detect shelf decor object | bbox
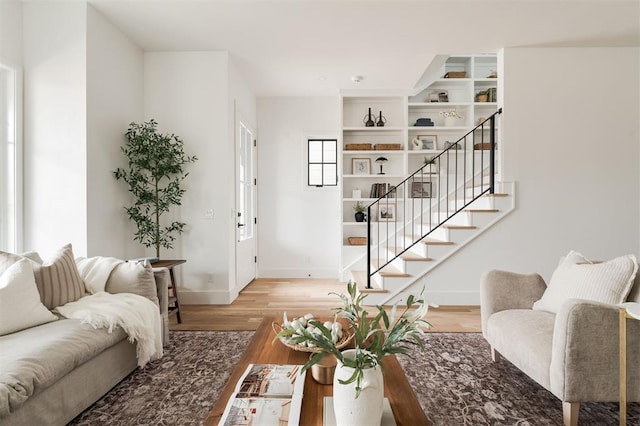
[376,111,386,127]
[376,157,388,175]
[374,143,402,150]
[352,158,371,175]
[441,109,463,127]
[345,143,372,151]
[443,71,467,78]
[348,237,367,246]
[363,108,376,127]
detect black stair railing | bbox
[365,108,502,289]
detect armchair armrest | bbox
[152,267,170,345]
[480,270,547,335]
[550,299,640,402]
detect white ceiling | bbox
[90,0,640,97]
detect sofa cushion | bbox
[105,261,160,307]
[0,259,58,336]
[18,251,43,264]
[532,251,637,314]
[0,318,127,416]
[32,244,86,309]
[486,309,556,390]
[0,251,22,275]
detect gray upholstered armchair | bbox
[481,268,640,426]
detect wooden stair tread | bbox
[401,254,434,262]
[442,224,477,230]
[465,208,499,213]
[422,238,455,246]
[484,193,508,197]
[351,270,388,293]
[379,264,411,278]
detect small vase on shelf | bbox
[363,108,375,127]
[376,111,386,127]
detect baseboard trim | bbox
[425,291,480,306]
[258,268,338,279]
[381,290,480,306]
[179,290,234,305]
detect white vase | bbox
[444,116,458,127]
[332,349,384,426]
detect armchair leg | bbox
[562,401,579,426]
[490,346,501,362]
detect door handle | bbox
[237,223,245,228]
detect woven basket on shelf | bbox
[272,321,354,353]
[345,143,372,151]
[348,237,367,246]
[374,143,402,150]
[443,71,467,78]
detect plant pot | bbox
[354,211,365,222]
[333,349,384,426]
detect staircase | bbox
[345,110,514,305]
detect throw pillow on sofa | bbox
[0,258,58,335]
[32,243,86,309]
[0,250,23,275]
[105,261,159,306]
[532,250,638,314]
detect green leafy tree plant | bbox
[114,119,197,258]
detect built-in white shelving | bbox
[340,54,500,270]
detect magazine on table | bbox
[219,364,306,426]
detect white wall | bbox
[144,51,252,303]
[22,1,88,256]
[421,47,640,305]
[0,0,23,66]
[86,5,144,258]
[257,97,340,278]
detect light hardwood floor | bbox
[169,278,481,332]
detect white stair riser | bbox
[405,261,435,276]
[423,244,453,259]
[439,211,472,226]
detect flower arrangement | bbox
[274,281,432,397]
[440,109,463,119]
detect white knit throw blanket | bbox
[55,292,163,367]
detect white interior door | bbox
[235,120,257,290]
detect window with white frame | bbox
[307,138,337,187]
[0,62,20,252]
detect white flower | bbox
[440,110,462,119]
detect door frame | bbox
[234,108,258,293]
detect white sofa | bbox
[0,247,170,426]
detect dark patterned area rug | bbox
[69,331,254,426]
[397,333,639,425]
[69,331,639,425]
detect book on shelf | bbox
[219,364,306,426]
[370,183,397,199]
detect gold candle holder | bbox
[310,354,337,385]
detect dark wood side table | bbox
[153,259,186,324]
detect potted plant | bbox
[353,201,366,222]
[113,119,198,258]
[274,281,431,425]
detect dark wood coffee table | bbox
[204,317,430,425]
